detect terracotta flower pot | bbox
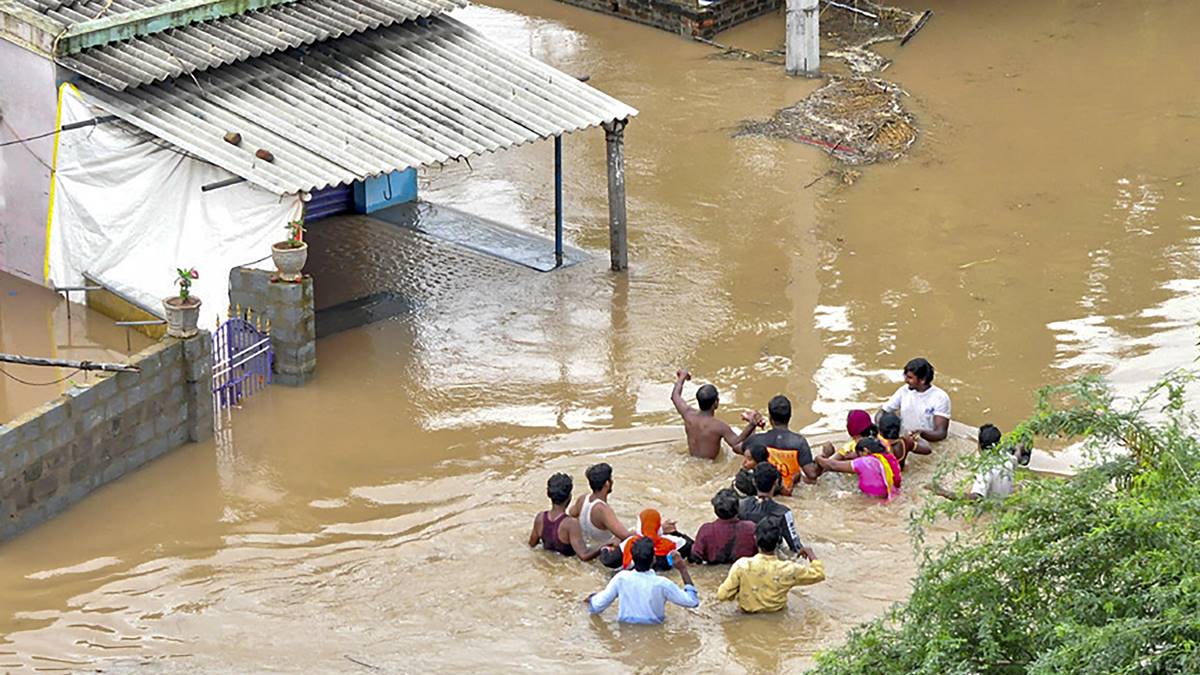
[163,296,202,338]
[271,241,308,282]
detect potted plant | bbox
[272,220,308,282]
[163,267,201,338]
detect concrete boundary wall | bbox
[552,0,780,38]
[0,333,212,542]
[228,267,315,386]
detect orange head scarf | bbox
[621,508,678,568]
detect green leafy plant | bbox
[278,220,306,249]
[811,372,1200,675]
[175,267,198,301]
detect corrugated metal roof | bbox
[79,15,638,196]
[56,0,467,90]
[16,0,160,26]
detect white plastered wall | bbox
[0,39,57,282]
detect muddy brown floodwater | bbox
[2,0,1200,671]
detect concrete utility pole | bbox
[786,0,820,77]
[603,119,629,272]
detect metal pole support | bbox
[554,134,564,268]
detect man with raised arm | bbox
[671,368,762,460]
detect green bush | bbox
[811,374,1200,674]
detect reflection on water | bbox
[3,0,1200,671]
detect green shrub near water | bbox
[811,374,1200,674]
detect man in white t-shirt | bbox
[880,357,951,443]
[933,424,1032,501]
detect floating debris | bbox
[737,77,917,165]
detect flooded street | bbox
[2,0,1200,671]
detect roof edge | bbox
[0,0,62,54]
[57,0,302,54]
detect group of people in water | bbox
[529,357,1032,624]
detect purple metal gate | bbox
[212,308,273,425]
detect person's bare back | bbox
[671,369,761,460]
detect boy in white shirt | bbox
[933,424,1033,501]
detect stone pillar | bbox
[228,267,316,386]
[603,119,629,272]
[786,0,819,77]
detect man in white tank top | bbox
[568,463,634,548]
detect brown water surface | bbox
[2,0,1199,671]
[0,273,152,423]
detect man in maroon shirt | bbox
[689,488,757,565]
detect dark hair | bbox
[904,357,934,385]
[979,423,1002,450]
[748,445,769,464]
[598,545,623,569]
[767,395,792,424]
[856,437,887,456]
[696,384,719,412]
[585,463,613,491]
[734,468,756,497]
[878,412,902,440]
[1016,444,1033,466]
[856,423,879,439]
[754,462,780,494]
[711,488,740,519]
[546,473,573,505]
[631,536,656,572]
[754,517,783,553]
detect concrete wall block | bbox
[186,358,212,384]
[102,391,129,420]
[133,420,156,447]
[115,370,140,392]
[25,433,51,463]
[37,400,69,434]
[0,426,17,456]
[268,280,303,304]
[137,347,165,375]
[123,446,149,473]
[76,405,105,435]
[65,381,100,413]
[52,420,75,450]
[68,456,92,483]
[66,479,94,505]
[100,459,126,485]
[4,448,28,479]
[90,376,121,412]
[23,460,42,483]
[43,445,69,474]
[168,361,184,387]
[31,474,57,501]
[166,423,189,450]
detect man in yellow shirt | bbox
[716,517,825,613]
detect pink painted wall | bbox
[0,39,57,284]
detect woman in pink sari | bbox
[815,437,902,499]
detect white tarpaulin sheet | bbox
[46,84,303,330]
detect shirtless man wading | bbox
[672,369,762,460]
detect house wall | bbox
[0,40,57,283]
[0,333,213,542]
